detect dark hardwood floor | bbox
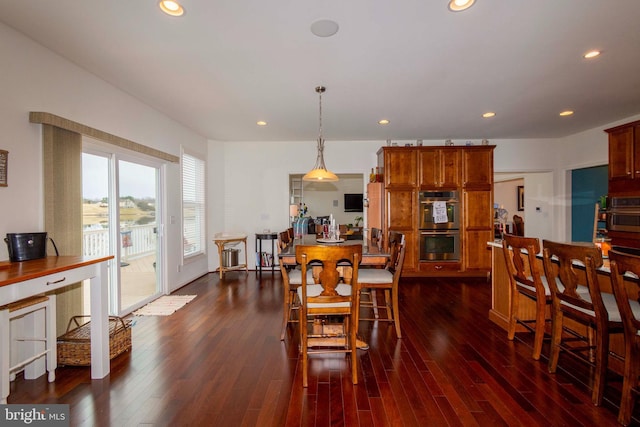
[7,272,637,426]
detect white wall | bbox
[0,22,209,291]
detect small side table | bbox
[212,233,248,279]
[255,232,278,276]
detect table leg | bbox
[90,261,110,379]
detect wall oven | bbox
[419,191,460,230]
[419,230,461,261]
[607,196,640,233]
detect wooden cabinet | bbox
[366,182,383,231]
[606,121,640,194]
[418,148,460,189]
[377,145,494,277]
[384,148,417,187]
[463,147,493,189]
[463,190,493,273]
[385,189,416,272]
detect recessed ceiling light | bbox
[159,1,184,17]
[559,110,574,116]
[310,20,339,38]
[378,119,390,125]
[482,112,496,118]
[256,121,267,126]
[583,50,601,59]
[448,0,475,12]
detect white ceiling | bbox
[2,1,640,142]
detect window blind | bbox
[182,152,206,258]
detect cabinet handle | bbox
[47,277,66,285]
[435,265,443,270]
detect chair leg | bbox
[371,289,379,319]
[0,308,9,404]
[548,309,563,374]
[592,326,609,406]
[46,294,56,382]
[280,291,291,341]
[349,313,358,385]
[392,284,401,339]
[507,288,519,341]
[532,298,546,360]
[618,343,638,425]
[301,315,309,388]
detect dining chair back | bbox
[513,215,524,236]
[502,233,550,360]
[357,231,405,338]
[295,244,362,387]
[608,249,640,425]
[370,227,383,251]
[542,240,623,406]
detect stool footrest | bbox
[9,349,49,374]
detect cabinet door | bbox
[418,148,461,188]
[608,126,634,180]
[440,149,461,188]
[464,230,493,271]
[464,190,493,229]
[463,190,493,272]
[386,189,416,272]
[386,189,414,229]
[634,125,640,178]
[463,148,493,189]
[418,149,439,187]
[385,148,417,187]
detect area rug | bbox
[133,295,197,316]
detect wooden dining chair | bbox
[512,215,524,236]
[370,227,383,251]
[278,231,314,341]
[542,240,624,406]
[501,234,551,360]
[608,249,640,425]
[295,244,362,387]
[357,231,406,338]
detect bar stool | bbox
[0,294,57,404]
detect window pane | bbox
[182,152,205,258]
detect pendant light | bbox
[303,86,339,182]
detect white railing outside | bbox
[83,224,157,260]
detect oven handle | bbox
[420,230,460,236]
[420,199,459,204]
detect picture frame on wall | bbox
[517,185,524,211]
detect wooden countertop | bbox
[0,255,113,288]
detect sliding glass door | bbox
[82,150,163,315]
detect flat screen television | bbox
[344,193,363,212]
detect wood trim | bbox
[30,111,179,163]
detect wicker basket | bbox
[57,315,132,366]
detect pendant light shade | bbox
[303,86,338,182]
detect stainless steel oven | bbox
[607,196,640,233]
[419,230,461,261]
[419,191,460,230]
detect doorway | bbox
[82,151,163,315]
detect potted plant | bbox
[354,216,363,227]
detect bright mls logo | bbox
[1,405,69,426]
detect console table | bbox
[0,255,113,380]
[212,233,248,278]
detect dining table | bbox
[278,234,390,350]
[278,234,389,270]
